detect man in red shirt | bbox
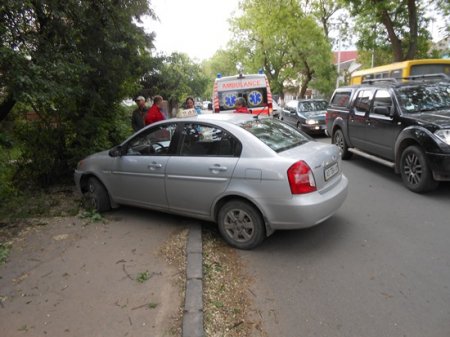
[234,97,250,113]
[145,95,165,125]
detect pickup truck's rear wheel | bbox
[400,145,439,193]
[333,129,352,159]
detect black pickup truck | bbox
[326,78,450,193]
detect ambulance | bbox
[212,72,273,115]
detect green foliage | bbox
[201,49,240,99]
[229,0,336,98]
[1,0,155,186]
[136,271,150,283]
[0,243,11,264]
[0,184,80,223]
[79,210,104,223]
[148,302,158,309]
[341,0,434,62]
[0,132,16,204]
[140,52,209,105]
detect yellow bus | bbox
[350,59,450,85]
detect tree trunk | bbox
[299,61,313,99]
[378,7,404,61]
[405,0,418,60]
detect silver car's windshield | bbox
[395,82,450,113]
[239,119,310,152]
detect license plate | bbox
[324,162,339,181]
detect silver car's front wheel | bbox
[84,177,111,212]
[217,200,265,250]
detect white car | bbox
[202,101,211,110]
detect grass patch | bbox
[79,209,103,223]
[0,185,81,222]
[136,271,150,283]
[148,302,158,309]
[0,243,11,264]
[203,227,265,337]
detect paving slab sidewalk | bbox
[0,209,185,337]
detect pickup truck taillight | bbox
[287,161,317,194]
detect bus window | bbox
[362,74,374,82]
[390,69,402,79]
[410,64,450,76]
[350,59,450,85]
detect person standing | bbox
[131,96,147,132]
[145,95,165,125]
[185,97,202,114]
[234,97,250,113]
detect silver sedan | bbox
[74,114,348,249]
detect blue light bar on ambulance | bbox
[217,73,222,78]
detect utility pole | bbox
[336,39,341,88]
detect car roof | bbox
[170,112,269,125]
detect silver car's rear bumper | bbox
[259,175,348,230]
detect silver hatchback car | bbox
[75,114,348,249]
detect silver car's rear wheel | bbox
[218,200,265,250]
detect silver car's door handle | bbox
[209,164,227,172]
[148,162,163,169]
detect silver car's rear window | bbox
[239,119,310,152]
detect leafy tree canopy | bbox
[201,49,241,99]
[0,0,156,185]
[230,0,336,99]
[341,0,438,62]
[140,52,209,107]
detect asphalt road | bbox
[240,136,450,337]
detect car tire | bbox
[400,145,439,193]
[217,200,265,250]
[333,129,352,159]
[85,177,111,212]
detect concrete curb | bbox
[182,224,203,337]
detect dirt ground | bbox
[0,209,187,337]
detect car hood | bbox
[411,109,450,128]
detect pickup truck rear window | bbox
[330,91,351,107]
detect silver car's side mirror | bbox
[109,146,123,157]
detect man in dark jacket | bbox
[131,96,147,132]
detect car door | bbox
[348,89,374,149]
[165,122,241,217]
[108,122,178,210]
[363,89,401,160]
